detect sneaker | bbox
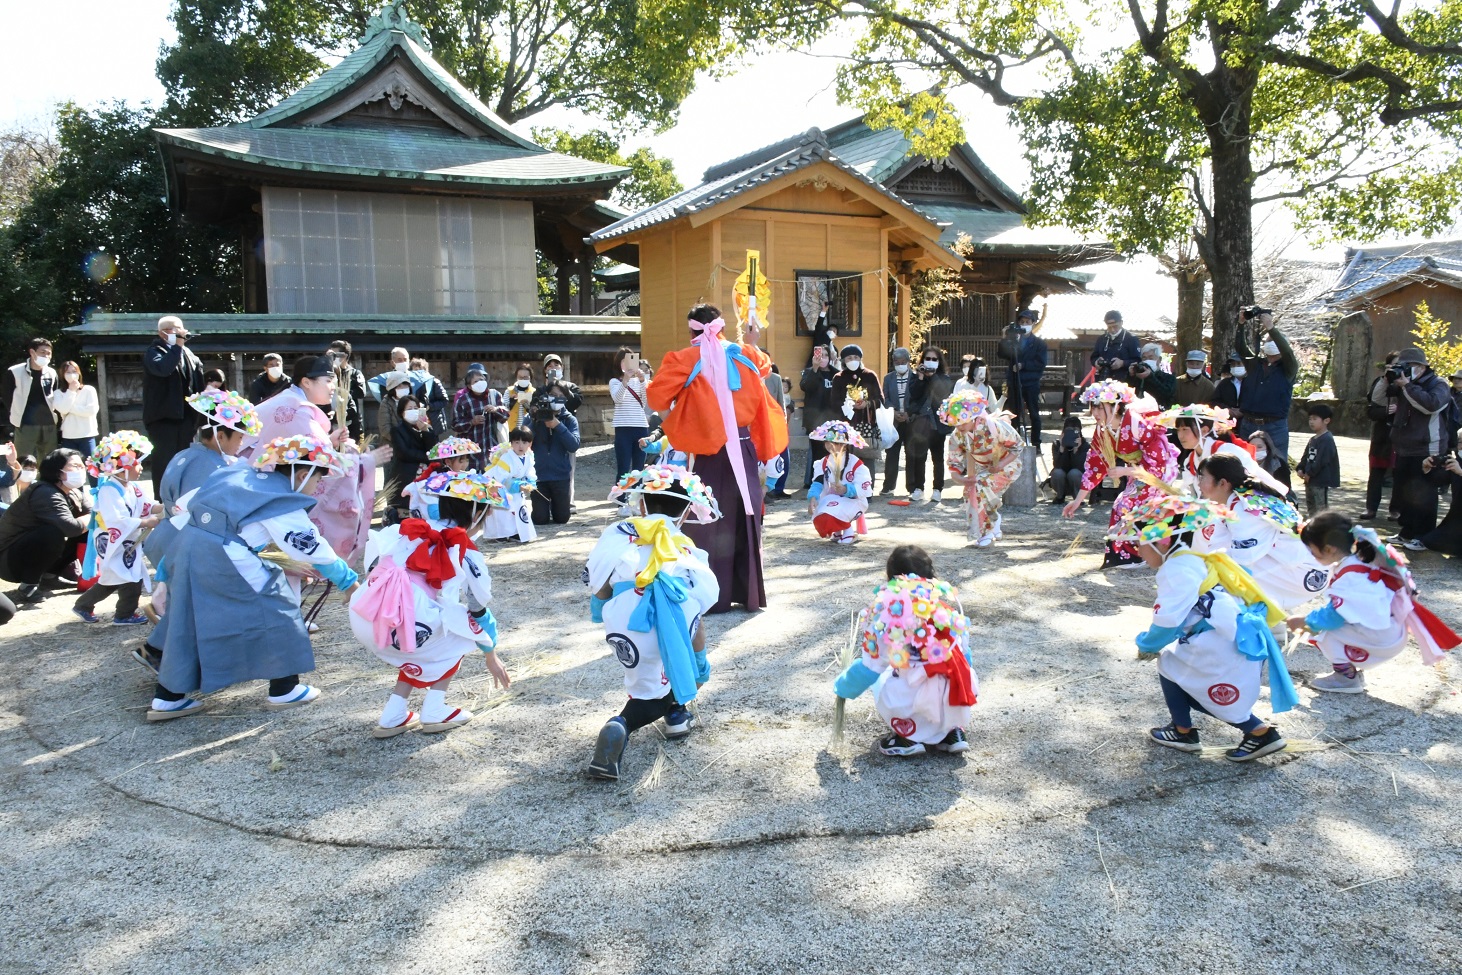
[17,584,45,604]
[131,644,163,675]
[663,706,695,739]
[1309,670,1367,694]
[265,684,322,710]
[837,531,857,545]
[588,717,629,780]
[146,697,203,722]
[878,733,926,757]
[930,490,942,502]
[932,728,969,753]
[112,613,149,626]
[73,607,100,624]
[1226,726,1287,762]
[909,489,925,502]
[1149,723,1202,752]
[1399,537,1426,552]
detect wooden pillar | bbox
[555,263,572,315]
[95,354,111,436]
[577,249,596,316]
[897,269,913,351]
[231,351,245,393]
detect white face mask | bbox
[65,371,80,383]
[470,380,488,395]
[63,469,86,489]
[1231,366,1247,379]
[922,359,939,369]
[1021,324,1032,333]
[515,379,530,389]
[1144,358,1159,369]
[895,364,910,376]
[266,365,283,379]
[1411,365,1425,380]
[844,359,861,372]
[20,469,37,484]
[394,387,409,399]
[403,408,422,424]
[1254,448,1268,461]
[165,333,177,346]
[33,355,50,368]
[393,360,408,370]
[1186,367,1202,378]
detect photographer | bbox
[1362,352,1401,521]
[1234,306,1298,458]
[1090,310,1140,383]
[1006,308,1048,444]
[1128,343,1175,408]
[530,397,579,525]
[1388,347,1452,550]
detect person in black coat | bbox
[1048,415,1090,504]
[249,354,292,405]
[142,316,205,495]
[1007,308,1048,444]
[1090,310,1141,383]
[385,394,437,511]
[0,447,92,607]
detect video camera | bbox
[531,403,558,423]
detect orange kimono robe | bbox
[647,341,789,462]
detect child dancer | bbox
[584,466,721,781]
[482,430,538,543]
[350,471,510,736]
[806,420,873,544]
[401,436,480,526]
[148,435,360,721]
[74,432,161,626]
[1117,494,1300,762]
[1156,404,1278,496]
[941,389,1023,547]
[1195,454,1326,611]
[834,545,976,757]
[1289,512,1459,694]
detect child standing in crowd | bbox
[834,545,976,757]
[1290,513,1459,694]
[1117,494,1299,762]
[584,467,721,781]
[482,430,538,543]
[74,433,161,626]
[147,435,360,721]
[942,389,1023,547]
[806,420,873,544]
[350,471,510,737]
[1296,403,1340,515]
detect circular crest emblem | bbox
[1207,683,1240,706]
[1304,568,1328,592]
[607,632,639,668]
[401,662,423,679]
[889,716,917,738]
[1344,646,1370,663]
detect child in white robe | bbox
[1289,512,1458,694]
[481,429,538,543]
[806,420,872,544]
[350,471,510,736]
[584,466,721,781]
[834,545,977,757]
[401,436,479,527]
[1118,493,1300,762]
[74,432,162,625]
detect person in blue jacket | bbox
[529,396,579,524]
[1007,308,1048,444]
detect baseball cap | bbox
[1185,350,1207,362]
[543,353,563,366]
[466,361,487,377]
[1016,308,1038,321]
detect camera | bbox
[1384,366,1403,382]
[531,404,557,423]
[1240,305,1272,322]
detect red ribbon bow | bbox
[401,518,471,589]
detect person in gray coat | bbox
[1389,347,1453,549]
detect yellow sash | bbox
[627,517,692,589]
[1174,551,1285,626]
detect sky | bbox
[2,0,1425,332]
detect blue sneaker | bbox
[73,607,100,624]
[112,613,149,626]
[663,705,695,739]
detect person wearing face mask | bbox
[1129,343,1176,409]
[1090,310,1141,383]
[2,337,60,464]
[48,359,99,462]
[831,344,884,472]
[609,347,651,478]
[145,435,361,722]
[374,372,414,441]
[879,347,924,495]
[369,347,417,402]
[905,346,954,502]
[249,353,292,404]
[540,354,582,413]
[1172,350,1215,407]
[1233,309,1298,458]
[1213,354,1247,415]
[504,362,537,430]
[143,316,207,495]
[804,301,839,367]
[0,448,93,605]
[799,345,840,491]
[452,363,508,461]
[1005,308,1049,445]
[1388,347,1453,550]
[385,394,437,512]
[408,357,450,435]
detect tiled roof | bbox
[66,312,642,336]
[589,130,948,244]
[156,126,627,187]
[1327,243,1462,307]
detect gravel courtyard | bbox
[3,435,1459,974]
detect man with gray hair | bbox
[142,315,205,493]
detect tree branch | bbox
[1363,0,1462,57]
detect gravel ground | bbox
[2,435,1459,974]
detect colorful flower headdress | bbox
[1079,379,1135,406]
[88,430,153,476]
[187,389,262,436]
[253,434,344,477]
[938,390,989,426]
[427,436,481,460]
[860,575,970,669]
[422,470,508,509]
[609,464,721,524]
[1154,403,1235,433]
[1237,488,1301,533]
[1107,493,1235,545]
[808,420,868,448]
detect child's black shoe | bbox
[1226,726,1286,762]
[588,718,628,780]
[878,733,925,757]
[663,706,695,739]
[1149,723,1201,752]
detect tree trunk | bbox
[1173,268,1206,359]
[1194,74,1256,361]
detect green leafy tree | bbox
[531,128,683,210]
[1412,299,1462,377]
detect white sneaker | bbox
[1399,537,1426,552]
[930,490,942,502]
[909,489,924,502]
[1310,670,1367,694]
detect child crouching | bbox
[834,545,977,756]
[584,466,721,781]
[75,432,161,626]
[806,420,872,545]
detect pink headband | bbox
[688,317,725,333]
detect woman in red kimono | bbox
[647,304,789,612]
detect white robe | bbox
[810,454,872,535]
[855,610,977,745]
[91,476,154,590]
[482,449,538,543]
[1311,556,1409,669]
[1152,553,1263,725]
[1225,493,1327,611]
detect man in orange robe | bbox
[647,304,789,612]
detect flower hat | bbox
[187,389,262,436]
[253,434,344,477]
[859,575,970,669]
[422,470,508,509]
[808,420,869,449]
[937,390,989,426]
[609,464,721,524]
[1107,493,1235,545]
[88,431,153,476]
[427,436,482,460]
[1154,403,1235,433]
[1236,488,1301,533]
[1079,379,1135,406]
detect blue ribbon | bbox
[1235,602,1299,713]
[683,342,757,392]
[834,660,880,699]
[626,573,702,704]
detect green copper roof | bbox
[919,203,1110,258]
[156,126,628,187]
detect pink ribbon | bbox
[690,317,753,511]
[349,555,417,653]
